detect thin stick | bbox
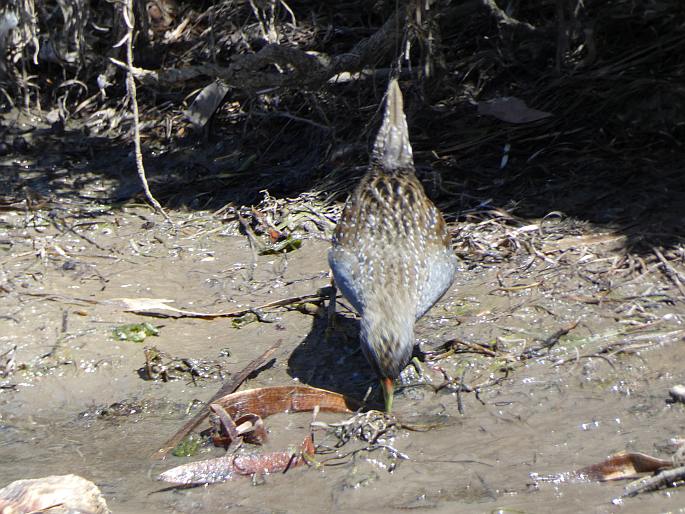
[122,0,171,223]
[520,320,579,359]
[152,339,282,460]
[653,247,685,297]
[623,464,685,497]
[120,291,329,318]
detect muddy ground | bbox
[1,113,685,514]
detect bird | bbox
[329,78,458,413]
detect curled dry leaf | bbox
[208,404,269,448]
[234,413,268,445]
[159,386,360,484]
[155,341,283,459]
[210,385,362,419]
[575,451,673,481]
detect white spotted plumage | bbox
[329,79,458,380]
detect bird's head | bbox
[359,297,415,412]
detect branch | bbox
[121,0,171,223]
[110,8,402,91]
[481,0,539,34]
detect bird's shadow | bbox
[286,305,380,405]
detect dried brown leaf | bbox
[212,385,361,419]
[159,386,359,484]
[576,451,673,481]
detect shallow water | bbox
[1,207,685,513]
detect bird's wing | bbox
[328,248,365,314]
[416,251,458,320]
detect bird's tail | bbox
[371,78,414,171]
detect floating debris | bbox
[160,435,315,484]
[159,385,359,484]
[172,433,204,458]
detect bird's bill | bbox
[381,377,394,413]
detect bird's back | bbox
[329,79,457,321]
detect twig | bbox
[491,280,543,293]
[252,111,331,131]
[153,339,282,460]
[118,291,328,318]
[237,212,261,281]
[653,247,685,298]
[50,217,111,253]
[519,320,579,359]
[481,0,539,34]
[427,338,498,359]
[110,6,402,90]
[623,464,685,497]
[121,0,171,224]
[456,367,467,415]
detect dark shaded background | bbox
[2,0,684,254]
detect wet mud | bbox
[2,198,685,513]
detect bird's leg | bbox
[402,346,431,383]
[397,356,433,394]
[325,275,337,339]
[410,356,425,380]
[381,377,394,414]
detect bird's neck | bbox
[359,294,416,378]
[367,161,416,178]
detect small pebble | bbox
[62,260,78,271]
[669,385,685,403]
[0,474,109,513]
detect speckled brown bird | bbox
[329,78,458,413]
